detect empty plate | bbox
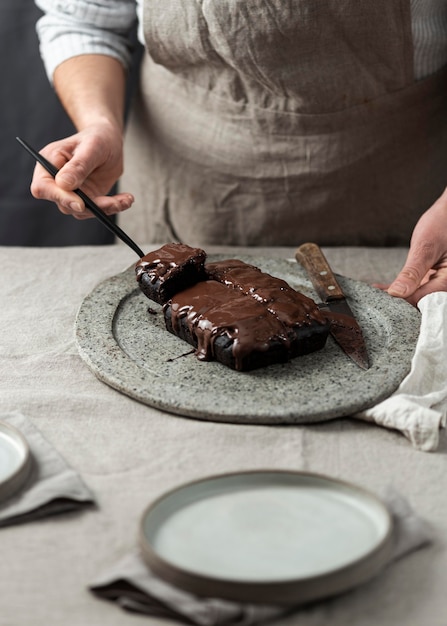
[139,470,393,605]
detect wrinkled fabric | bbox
[143,0,413,113]
[89,488,432,625]
[33,0,447,82]
[356,292,447,451]
[0,412,95,526]
[120,0,447,246]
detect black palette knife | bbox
[16,136,145,258]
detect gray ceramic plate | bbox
[139,470,393,605]
[75,256,420,424]
[0,420,32,502]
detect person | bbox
[31,0,447,304]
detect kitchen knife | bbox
[295,242,370,370]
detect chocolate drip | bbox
[167,281,292,370]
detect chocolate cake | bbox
[136,243,206,304]
[136,243,329,371]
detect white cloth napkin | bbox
[89,488,432,626]
[0,411,95,527]
[355,292,447,451]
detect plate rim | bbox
[0,420,32,503]
[138,469,394,605]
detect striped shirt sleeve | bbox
[411,0,447,79]
[35,0,447,84]
[35,0,139,81]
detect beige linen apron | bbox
[121,0,447,246]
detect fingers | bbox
[32,162,87,216]
[53,135,107,191]
[400,268,447,306]
[30,130,125,218]
[386,251,433,299]
[386,191,447,300]
[70,192,135,220]
[387,228,441,300]
[387,242,447,305]
[30,153,94,216]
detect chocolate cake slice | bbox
[136,243,206,304]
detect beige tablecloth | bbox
[1,244,445,626]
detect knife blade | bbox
[295,242,370,370]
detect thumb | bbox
[53,136,105,191]
[387,244,435,298]
[55,157,92,191]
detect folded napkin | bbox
[89,488,432,626]
[355,292,447,451]
[0,411,95,527]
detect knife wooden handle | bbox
[295,242,345,302]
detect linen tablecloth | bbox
[1,244,445,626]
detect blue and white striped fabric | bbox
[35,0,447,81]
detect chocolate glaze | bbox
[166,280,292,369]
[205,259,327,327]
[135,243,206,304]
[136,243,206,284]
[321,310,369,369]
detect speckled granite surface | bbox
[75,255,420,424]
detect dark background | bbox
[0,1,142,246]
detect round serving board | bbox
[75,256,420,424]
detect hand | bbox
[30,122,134,220]
[384,190,447,306]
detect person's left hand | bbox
[376,189,447,306]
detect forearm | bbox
[31,2,137,217]
[53,54,126,134]
[30,54,133,218]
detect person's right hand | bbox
[30,122,134,220]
